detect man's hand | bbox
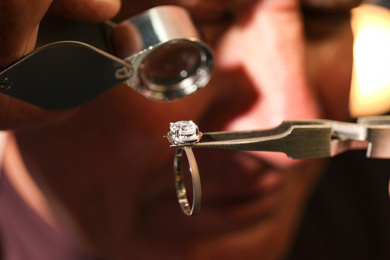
[0,0,120,130]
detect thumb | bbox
[0,0,51,67]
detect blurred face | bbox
[11,0,361,259]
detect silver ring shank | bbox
[174,147,201,216]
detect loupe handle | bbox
[0,6,213,109]
[0,41,131,109]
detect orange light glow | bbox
[350,4,390,117]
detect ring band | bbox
[174,147,201,216]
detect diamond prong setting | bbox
[167,120,202,145]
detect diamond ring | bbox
[174,147,201,216]
[167,120,202,216]
[166,120,203,145]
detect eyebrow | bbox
[301,0,364,10]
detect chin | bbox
[188,158,324,260]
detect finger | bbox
[0,0,52,67]
[111,21,143,59]
[49,0,121,23]
[0,0,121,130]
[0,0,121,67]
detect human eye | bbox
[301,0,363,10]
[301,0,364,40]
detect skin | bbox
[1,0,362,259]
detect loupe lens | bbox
[136,39,213,100]
[141,42,201,86]
[121,6,214,101]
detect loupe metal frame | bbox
[0,6,214,109]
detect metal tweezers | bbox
[171,116,390,159]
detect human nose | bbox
[205,0,323,133]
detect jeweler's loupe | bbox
[0,6,213,109]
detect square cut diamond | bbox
[167,120,202,145]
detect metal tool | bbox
[0,6,213,109]
[169,116,390,159]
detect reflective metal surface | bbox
[123,6,213,101]
[0,42,131,109]
[0,6,213,109]
[169,116,390,159]
[175,147,201,216]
